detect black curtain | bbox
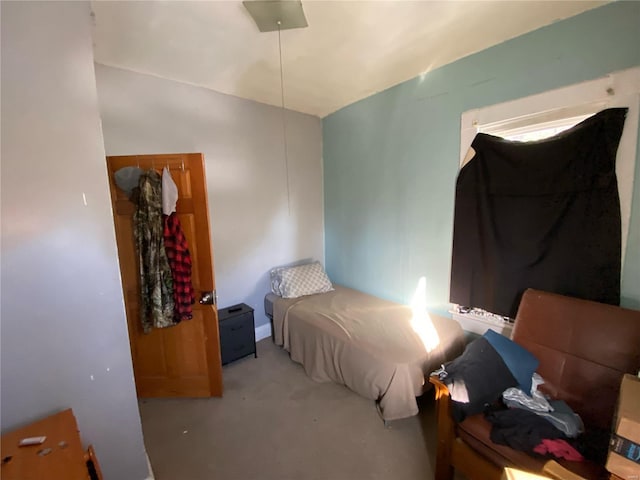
[450,108,627,318]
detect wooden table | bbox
[1,408,94,480]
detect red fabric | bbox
[533,439,584,462]
[163,213,195,321]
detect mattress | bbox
[265,285,465,421]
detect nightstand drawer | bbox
[220,313,254,353]
[220,335,255,365]
[218,304,256,365]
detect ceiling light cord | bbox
[278,21,292,216]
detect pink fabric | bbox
[533,439,584,462]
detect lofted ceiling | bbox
[91,1,607,118]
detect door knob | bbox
[199,291,215,305]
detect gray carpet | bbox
[139,337,441,480]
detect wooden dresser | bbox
[1,408,102,480]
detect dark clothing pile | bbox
[485,408,583,461]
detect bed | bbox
[264,284,466,422]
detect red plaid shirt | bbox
[163,213,195,322]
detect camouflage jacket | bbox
[133,169,176,333]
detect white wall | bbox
[0,2,149,479]
[95,64,324,332]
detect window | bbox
[453,67,639,333]
[460,66,640,272]
[485,114,593,142]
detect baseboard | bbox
[255,322,272,341]
[145,451,155,480]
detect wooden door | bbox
[106,153,222,397]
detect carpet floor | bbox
[139,337,442,480]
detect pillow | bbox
[444,337,518,422]
[270,267,286,296]
[270,262,333,298]
[483,329,539,394]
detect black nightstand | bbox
[218,303,257,365]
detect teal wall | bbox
[323,1,640,314]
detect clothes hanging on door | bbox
[161,167,195,322]
[133,169,176,333]
[164,213,195,321]
[450,108,627,318]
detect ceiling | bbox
[91,1,607,118]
